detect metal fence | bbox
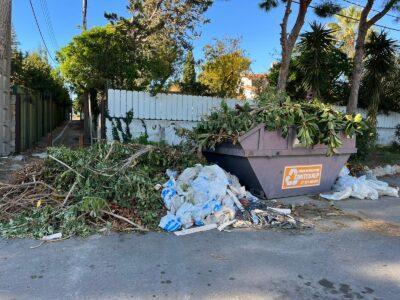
[13,87,69,152]
[106,89,400,146]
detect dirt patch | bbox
[360,219,400,237]
[292,203,344,220]
[0,156,29,182]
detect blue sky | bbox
[13,0,400,73]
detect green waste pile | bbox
[0,143,199,238]
[185,96,367,156]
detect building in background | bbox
[240,73,268,100]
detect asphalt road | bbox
[1,192,400,300]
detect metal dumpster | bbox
[203,124,357,199]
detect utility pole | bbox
[82,0,87,30]
[0,0,12,156]
[82,0,91,144]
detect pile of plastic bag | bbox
[367,164,400,177]
[159,164,258,232]
[320,166,399,201]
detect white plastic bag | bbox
[161,186,177,210]
[159,213,181,232]
[322,166,398,201]
[320,186,352,201]
[177,164,202,183]
[176,202,194,229]
[351,181,379,200]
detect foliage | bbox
[361,31,397,130]
[268,61,307,100]
[313,1,341,17]
[182,50,197,92]
[106,0,213,51]
[268,24,351,104]
[102,0,213,94]
[11,47,70,106]
[259,0,341,92]
[108,110,135,143]
[327,6,365,58]
[57,25,177,95]
[179,49,212,95]
[188,90,367,156]
[378,56,400,113]
[350,119,376,162]
[352,145,400,166]
[296,22,350,100]
[392,124,400,149]
[198,38,251,98]
[59,0,213,95]
[0,143,200,238]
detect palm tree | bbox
[296,22,340,98]
[363,31,397,131]
[328,6,362,58]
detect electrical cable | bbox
[28,0,56,63]
[39,0,59,49]
[341,0,399,20]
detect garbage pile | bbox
[320,166,399,201]
[159,164,306,234]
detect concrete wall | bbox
[0,0,14,156]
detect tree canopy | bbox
[296,22,351,101]
[58,1,213,95]
[360,31,397,128]
[198,39,251,98]
[11,40,70,106]
[268,22,351,104]
[182,50,196,92]
[57,25,179,94]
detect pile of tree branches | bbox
[186,92,367,156]
[0,142,200,238]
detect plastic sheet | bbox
[320,166,399,201]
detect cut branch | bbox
[101,209,148,232]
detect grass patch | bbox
[354,146,400,168]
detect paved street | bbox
[1,186,399,300]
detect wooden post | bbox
[88,93,93,145]
[100,90,106,139]
[79,134,84,148]
[15,93,21,153]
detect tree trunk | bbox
[346,0,396,113]
[83,93,90,145]
[277,51,290,92]
[347,26,368,113]
[367,89,379,130]
[276,0,292,93]
[277,0,310,93]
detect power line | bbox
[39,0,59,49]
[294,1,400,32]
[28,0,56,63]
[341,0,399,20]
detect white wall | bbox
[334,106,400,145]
[107,89,400,146]
[106,89,243,145]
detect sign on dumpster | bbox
[282,164,322,189]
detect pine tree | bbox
[182,50,196,92]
